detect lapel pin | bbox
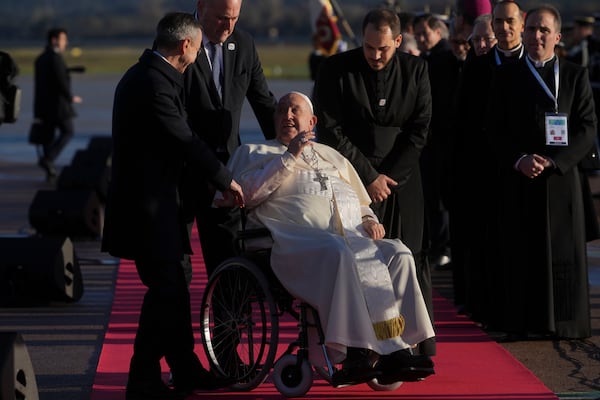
[228,43,235,51]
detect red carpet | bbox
[91,225,557,400]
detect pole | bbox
[329,0,360,48]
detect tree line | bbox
[0,0,593,43]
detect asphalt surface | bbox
[0,160,599,400]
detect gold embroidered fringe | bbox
[373,315,405,340]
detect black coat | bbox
[314,48,431,253]
[314,48,436,355]
[33,45,75,123]
[423,39,460,149]
[101,49,232,262]
[486,57,597,338]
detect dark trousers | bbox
[129,258,204,385]
[420,145,451,261]
[41,118,74,162]
[195,207,239,279]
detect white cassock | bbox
[226,140,435,363]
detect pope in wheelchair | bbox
[207,91,435,395]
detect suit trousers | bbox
[41,118,74,162]
[195,206,239,279]
[129,257,204,385]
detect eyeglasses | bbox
[451,39,470,46]
[471,36,497,45]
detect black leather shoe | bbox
[376,349,435,384]
[173,369,235,394]
[332,347,381,387]
[126,380,184,400]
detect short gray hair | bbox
[155,12,202,50]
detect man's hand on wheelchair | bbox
[214,179,245,208]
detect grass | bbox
[4,43,314,79]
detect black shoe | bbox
[376,349,435,384]
[431,255,452,270]
[173,368,235,394]
[331,347,381,387]
[126,380,184,400]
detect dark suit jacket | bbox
[184,28,277,158]
[182,28,277,216]
[33,45,75,123]
[101,49,232,262]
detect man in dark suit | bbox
[486,5,596,340]
[102,12,243,400]
[183,0,277,279]
[313,8,435,356]
[33,27,82,181]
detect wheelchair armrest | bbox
[237,227,272,240]
[235,227,273,253]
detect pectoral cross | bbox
[301,147,329,191]
[314,171,329,191]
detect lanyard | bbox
[526,56,559,113]
[494,45,524,65]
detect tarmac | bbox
[0,159,599,400]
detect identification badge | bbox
[545,113,568,146]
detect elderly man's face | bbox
[471,20,497,56]
[275,93,316,145]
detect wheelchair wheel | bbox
[273,354,313,398]
[200,257,279,391]
[367,378,403,391]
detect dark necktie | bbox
[208,42,222,98]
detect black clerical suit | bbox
[566,34,600,241]
[420,38,460,267]
[486,56,597,339]
[450,45,525,320]
[102,49,233,389]
[314,48,436,355]
[183,28,277,277]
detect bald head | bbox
[197,0,242,44]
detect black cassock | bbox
[486,57,596,339]
[314,48,435,354]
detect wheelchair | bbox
[198,209,411,397]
